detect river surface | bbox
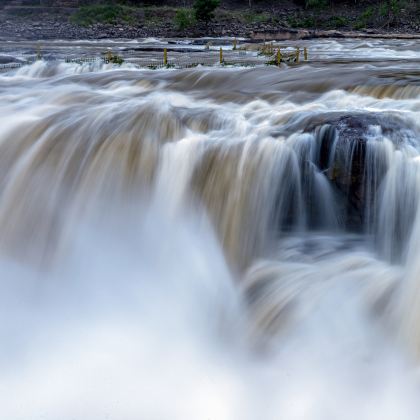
[1,38,420,420]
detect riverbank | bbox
[0,2,418,41]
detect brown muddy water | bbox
[0,38,420,420]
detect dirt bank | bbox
[0,1,418,40]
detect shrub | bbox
[379,0,404,17]
[305,0,328,9]
[193,0,220,24]
[174,8,195,30]
[104,53,124,65]
[327,16,349,28]
[243,12,270,24]
[70,4,134,27]
[353,6,374,29]
[287,16,316,28]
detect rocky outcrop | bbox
[305,113,416,231]
[274,112,417,232]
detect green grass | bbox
[242,12,271,24]
[143,6,177,28]
[325,16,349,29]
[70,4,136,27]
[287,14,349,30]
[287,16,316,28]
[174,8,195,30]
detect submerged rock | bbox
[276,112,418,232]
[309,113,416,230]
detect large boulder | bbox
[276,112,417,231]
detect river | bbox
[0,38,419,420]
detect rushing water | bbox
[1,39,420,420]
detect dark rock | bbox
[304,113,417,231]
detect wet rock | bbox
[275,112,418,232]
[303,113,417,231]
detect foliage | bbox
[325,16,349,28]
[174,8,195,30]
[353,5,374,29]
[361,6,375,20]
[193,0,220,24]
[243,11,271,24]
[258,43,275,56]
[289,14,349,30]
[354,1,406,29]
[287,16,316,28]
[103,52,124,65]
[70,4,134,26]
[305,0,328,9]
[379,0,404,17]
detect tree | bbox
[193,0,220,25]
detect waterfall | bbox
[0,50,420,419]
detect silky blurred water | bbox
[0,38,420,420]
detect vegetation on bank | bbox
[293,0,418,30]
[70,4,136,26]
[70,1,223,28]
[3,0,419,32]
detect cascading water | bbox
[0,40,420,419]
